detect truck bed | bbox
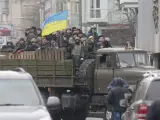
[0,59,74,87]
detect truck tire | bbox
[76,59,95,87]
[62,105,88,120]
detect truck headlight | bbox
[39,116,52,120]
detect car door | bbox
[124,81,147,120]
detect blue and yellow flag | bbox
[41,10,68,36]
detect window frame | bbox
[145,80,160,101]
[117,52,136,68]
[98,53,117,69]
[90,0,101,18]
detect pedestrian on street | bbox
[146,99,160,120]
[107,78,130,120]
[107,77,129,91]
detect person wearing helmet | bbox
[107,78,130,120]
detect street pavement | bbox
[86,118,103,120]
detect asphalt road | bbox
[86,118,103,120]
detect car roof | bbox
[0,71,32,80]
[97,48,147,54]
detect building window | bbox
[58,3,63,11]
[74,3,79,13]
[96,0,100,8]
[90,0,94,8]
[96,10,101,18]
[90,10,94,18]
[63,2,67,10]
[71,2,79,14]
[90,0,101,18]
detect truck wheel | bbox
[75,103,88,120]
[77,59,95,86]
[51,114,61,120]
[62,104,88,120]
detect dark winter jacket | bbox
[107,79,130,113]
[104,41,112,48]
[13,43,26,54]
[107,86,129,113]
[26,44,40,51]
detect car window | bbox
[0,79,41,106]
[132,82,147,102]
[145,80,160,101]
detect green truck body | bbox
[0,59,74,88]
[0,48,158,120]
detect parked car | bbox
[122,72,160,120]
[0,67,61,120]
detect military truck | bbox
[0,47,159,120]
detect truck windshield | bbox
[117,52,148,68]
[118,53,136,68]
[0,79,41,106]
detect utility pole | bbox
[79,0,82,29]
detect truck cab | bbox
[94,47,158,94]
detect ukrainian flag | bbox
[41,10,68,36]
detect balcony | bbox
[83,9,129,26]
[120,0,138,8]
[83,9,108,24]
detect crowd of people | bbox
[2,26,112,59]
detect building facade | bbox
[137,0,160,68]
[82,0,129,32]
[0,0,41,42]
[120,0,138,8]
[82,0,134,45]
[44,0,52,20]
[119,0,138,47]
[137,0,158,52]
[46,0,80,28]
